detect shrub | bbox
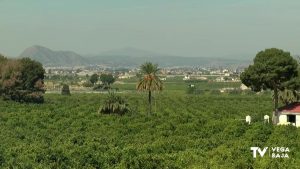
[194,89,206,95]
[93,84,104,91]
[0,57,45,103]
[186,86,196,94]
[99,92,129,115]
[89,73,99,85]
[100,74,115,86]
[243,90,256,95]
[228,89,242,95]
[2,90,44,103]
[22,91,44,103]
[82,81,93,87]
[61,84,71,95]
[210,90,221,95]
[0,148,5,167]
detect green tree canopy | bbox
[240,48,299,123]
[100,74,115,86]
[61,84,71,95]
[20,58,45,91]
[0,54,7,63]
[0,57,45,103]
[89,73,99,85]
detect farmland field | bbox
[0,92,299,168]
[112,81,241,92]
[2,0,299,168]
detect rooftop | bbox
[278,102,300,114]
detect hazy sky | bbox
[1,0,300,58]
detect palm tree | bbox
[278,89,300,105]
[99,91,129,115]
[136,62,163,114]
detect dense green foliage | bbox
[89,74,99,85]
[61,84,71,95]
[0,93,299,168]
[100,74,115,86]
[83,81,94,88]
[99,92,129,115]
[240,48,298,109]
[0,56,45,103]
[1,50,299,168]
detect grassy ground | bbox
[0,92,299,168]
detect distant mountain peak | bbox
[19,45,87,66]
[18,45,250,68]
[31,45,53,51]
[31,45,49,49]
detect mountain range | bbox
[18,45,250,68]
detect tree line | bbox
[2,48,300,119]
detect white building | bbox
[277,103,300,127]
[215,76,224,82]
[222,69,229,73]
[196,76,208,80]
[183,75,190,80]
[118,73,135,79]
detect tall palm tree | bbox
[136,62,163,114]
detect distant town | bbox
[44,65,247,93]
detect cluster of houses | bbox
[44,66,246,92]
[45,65,243,81]
[181,68,241,82]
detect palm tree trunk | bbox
[148,90,152,114]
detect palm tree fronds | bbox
[136,62,163,114]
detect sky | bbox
[1,0,300,58]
